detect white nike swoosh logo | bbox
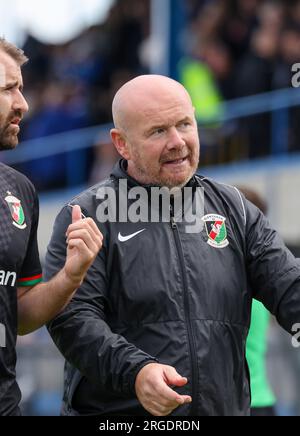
[118,229,146,242]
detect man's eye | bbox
[179,122,190,128]
[152,129,164,136]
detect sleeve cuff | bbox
[127,358,159,396]
[17,274,43,287]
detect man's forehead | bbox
[139,98,194,122]
[0,52,22,87]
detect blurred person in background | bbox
[45,75,300,416]
[0,38,102,416]
[237,187,277,417]
[221,0,259,62]
[234,27,280,157]
[257,0,285,33]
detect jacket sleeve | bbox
[244,196,300,335]
[44,206,157,396]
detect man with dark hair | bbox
[0,38,103,416]
[0,38,28,150]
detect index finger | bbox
[155,382,191,406]
[72,205,83,223]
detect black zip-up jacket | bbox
[45,160,300,416]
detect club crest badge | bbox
[5,192,27,230]
[202,214,229,249]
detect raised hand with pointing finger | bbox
[64,205,103,287]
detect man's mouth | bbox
[6,117,21,133]
[162,156,189,166]
[10,118,21,126]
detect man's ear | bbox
[110,129,131,160]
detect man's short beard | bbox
[133,160,195,188]
[0,132,18,151]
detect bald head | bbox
[112,75,193,132]
[110,74,199,188]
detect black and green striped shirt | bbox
[0,163,42,416]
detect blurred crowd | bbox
[20,0,150,141]
[7,0,300,190]
[184,0,300,99]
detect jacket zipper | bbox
[170,213,198,416]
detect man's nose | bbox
[12,90,29,114]
[166,127,185,150]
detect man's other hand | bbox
[135,363,192,416]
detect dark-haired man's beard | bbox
[0,120,20,151]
